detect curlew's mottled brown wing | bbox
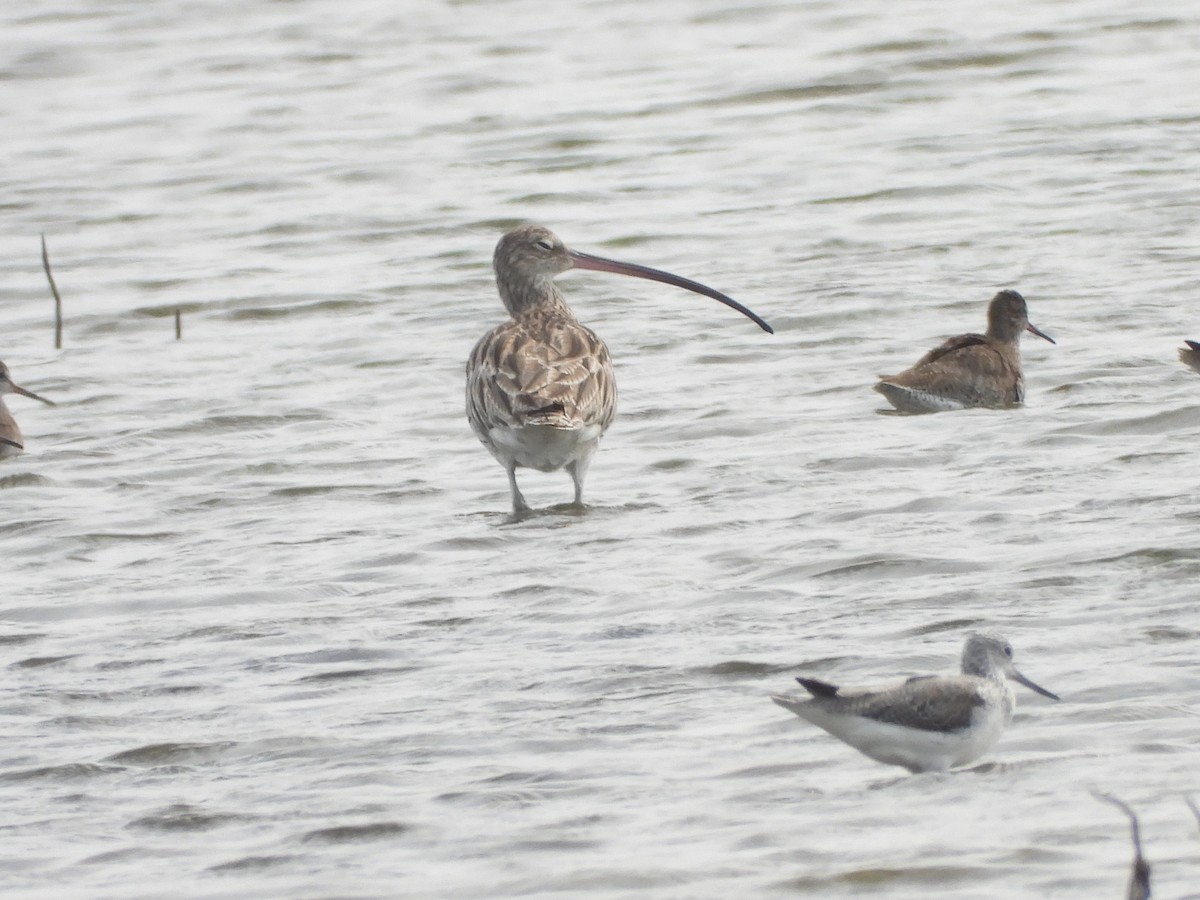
[466,315,617,440]
[880,334,1021,406]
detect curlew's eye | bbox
[533,239,554,251]
[1003,645,1013,658]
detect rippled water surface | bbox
[3,0,1200,897]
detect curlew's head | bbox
[961,634,1059,700]
[491,224,773,333]
[986,290,1055,346]
[492,225,575,317]
[0,361,55,407]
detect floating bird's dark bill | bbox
[10,383,55,407]
[1026,322,1055,345]
[1012,669,1060,701]
[568,249,774,334]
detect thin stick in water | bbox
[175,308,182,340]
[41,234,63,350]
[1092,791,1151,900]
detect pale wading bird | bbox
[466,225,773,513]
[772,634,1060,773]
[1178,339,1200,374]
[874,290,1055,413]
[0,361,55,460]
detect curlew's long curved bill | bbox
[1010,668,1060,701]
[568,249,774,334]
[1027,322,1055,345]
[10,382,56,407]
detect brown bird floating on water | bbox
[874,289,1055,413]
[1178,339,1200,374]
[466,224,773,513]
[0,361,55,460]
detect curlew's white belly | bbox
[488,422,603,472]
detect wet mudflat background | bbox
[2,0,1199,896]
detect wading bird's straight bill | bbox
[874,290,1054,413]
[772,634,1060,773]
[466,225,772,513]
[0,361,56,460]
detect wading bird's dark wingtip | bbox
[796,676,839,698]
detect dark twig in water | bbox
[175,308,182,340]
[41,234,63,350]
[1092,791,1151,900]
[1186,795,1200,829]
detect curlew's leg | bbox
[566,458,589,508]
[507,464,530,513]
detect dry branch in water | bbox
[1092,791,1151,900]
[40,234,63,350]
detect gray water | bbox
[3,0,1200,897]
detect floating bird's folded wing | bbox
[467,320,616,435]
[879,337,1019,405]
[839,678,984,733]
[908,333,989,369]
